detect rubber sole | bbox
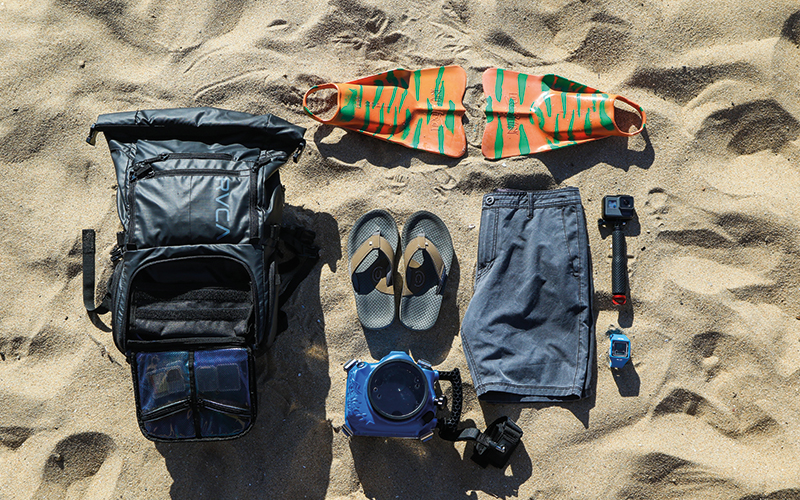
[399,211,453,331]
[347,210,399,330]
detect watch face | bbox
[611,340,629,358]
[367,360,428,420]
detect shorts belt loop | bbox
[527,192,534,219]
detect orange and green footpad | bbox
[482,68,647,159]
[303,66,467,158]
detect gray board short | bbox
[461,187,595,403]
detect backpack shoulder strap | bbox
[273,225,320,333]
[82,229,118,331]
[276,225,320,307]
[82,230,111,314]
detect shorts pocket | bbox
[476,208,497,280]
[560,204,582,276]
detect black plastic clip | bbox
[86,124,98,146]
[292,141,306,163]
[471,417,524,469]
[110,246,124,263]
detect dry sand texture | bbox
[2,0,800,498]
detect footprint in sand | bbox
[385,170,409,195]
[429,171,458,201]
[695,99,800,156]
[57,0,248,52]
[32,432,115,500]
[0,427,33,450]
[304,0,407,58]
[617,452,741,498]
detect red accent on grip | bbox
[612,294,627,306]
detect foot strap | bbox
[401,233,447,297]
[350,231,395,295]
[438,416,523,469]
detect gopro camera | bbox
[602,195,635,222]
[607,329,631,369]
[599,195,635,305]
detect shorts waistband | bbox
[482,187,582,209]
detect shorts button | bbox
[485,195,495,206]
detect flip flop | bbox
[347,210,399,330]
[399,211,454,331]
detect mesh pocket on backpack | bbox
[133,348,254,441]
[195,349,252,437]
[128,257,254,341]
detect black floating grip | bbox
[437,368,463,435]
[611,225,628,305]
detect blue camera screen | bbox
[612,340,629,357]
[368,361,427,420]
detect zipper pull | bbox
[129,153,169,181]
[254,151,289,170]
[144,152,170,163]
[292,141,305,163]
[254,150,270,169]
[129,163,154,182]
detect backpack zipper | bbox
[198,398,251,415]
[140,399,192,421]
[142,152,235,163]
[134,169,246,180]
[255,150,288,168]
[130,151,282,180]
[130,152,238,182]
[249,151,289,241]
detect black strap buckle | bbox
[86,123,98,145]
[110,246,124,262]
[470,417,524,469]
[292,141,306,163]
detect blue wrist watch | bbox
[608,330,631,369]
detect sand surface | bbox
[3,0,800,498]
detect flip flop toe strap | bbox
[402,234,447,297]
[350,231,395,295]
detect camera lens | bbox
[367,360,429,420]
[621,198,631,207]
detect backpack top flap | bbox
[88,107,306,152]
[86,107,305,235]
[87,107,306,186]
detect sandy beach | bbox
[2,0,800,498]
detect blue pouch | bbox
[132,348,255,441]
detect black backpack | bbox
[82,107,318,441]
